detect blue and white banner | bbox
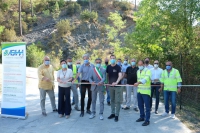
[1,42,27,119]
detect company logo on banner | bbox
[4,50,24,57]
[1,42,27,119]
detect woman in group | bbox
[57,60,73,118]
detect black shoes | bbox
[136,118,145,122]
[107,102,111,106]
[53,109,58,112]
[123,107,130,110]
[80,111,84,117]
[108,114,115,119]
[142,121,150,126]
[42,112,47,116]
[74,106,80,111]
[133,108,139,112]
[155,111,158,114]
[86,110,91,114]
[71,102,75,105]
[114,116,118,122]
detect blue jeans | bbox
[137,93,151,122]
[150,85,160,111]
[164,91,176,114]
[106,86,110,102]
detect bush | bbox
[2,28,17,42]
[80,10,98,22]
[26,43,45,67]
[66,2,81,16]
[42,10,50,17]
[113,1,131,11]
[52,2,60,19]
[58,0,65,8]
[56,19,73,36]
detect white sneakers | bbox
[89,114,104,120]
[89,114,95,119]
[161,112,176,119]
[171,114,176,119]
[161,112,169,117]
[99,114,104,120]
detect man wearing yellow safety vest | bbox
[160,61,182,119]
[134,60,151,126]
[66,57,80,111]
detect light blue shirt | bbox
[150,67,163,82]
[145,64,154,70]
[121,64,131,73]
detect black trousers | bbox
[81,81,92,111]
[58,86,71,115]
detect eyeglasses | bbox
[77,63,80,64]
[166,65,171,66]
[96,62,101,64]
[154,63,158,64]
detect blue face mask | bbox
[44,60,50,65]
[117,62,121,66]
[76,64,81,68]
[62,64,67,69]
[131,62,136,66]
[110,59,116,64]
[138,66,144,70]
[96,63,101,68]
[84,60,89,64]
[124,61,128,65]
[166,65,171,70]
[67,62,72,66]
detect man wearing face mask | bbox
[117,59,122,67]
[144,57,153,70]
[103,58,111,105]
[76,61,81,94]
[106,55,123,122]
[73,54,94,117]
[160,61,182,119]
[89,58,106,120]
[150,60,163,114]
[134,60,151,126]
[123,58,139,111]
[66,57,80,111]
[38,56,57,116]
[121,58,130,108]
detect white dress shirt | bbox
[145,64,154,70]
[150,67,163,83]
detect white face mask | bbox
[154,64,158,68]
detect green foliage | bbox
[80,10,98,22]
[42,10,50,17]
[66,2,81,16]
[26,43,45,67]
[52,1,60,19]
[106,12,126,41]
[2,29,17,42]
[0,25,5,35]
[58,0,65,8]
[56,19,73,36]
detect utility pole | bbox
[19,0,22,36]
[135,0,137,10]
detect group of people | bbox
[37,54,182,126]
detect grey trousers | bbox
[109,86,123,116]
[91,87,104,114]
[39,88,57,113]
[71,84,79,108]
[126,86,138,108]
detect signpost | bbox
[1,42,27,119]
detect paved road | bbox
[0,67,192,133]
